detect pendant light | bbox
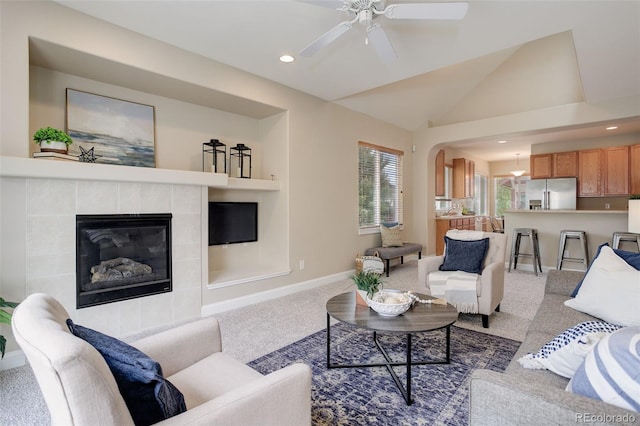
[510,153,525,177]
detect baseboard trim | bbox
[201,270,353,317]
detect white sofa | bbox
[12,293,312,425]
[418,230,507,328]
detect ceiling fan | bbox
[299,0,469,63]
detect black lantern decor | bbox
[202,139,226,173]
[229,143,251,179]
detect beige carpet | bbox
[0,261,546,424]
[216,262,546,363]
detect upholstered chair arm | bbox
[477,261,505,315]
[157,363,312,426]
[132,317,222,377]
[418,255,444,293]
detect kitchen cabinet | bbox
[603,146,629,196]
[530,151,577,179]
[578,149,602,197]
[553,151,578,177]
[452,158,474,199]
[436,216,476,255]
[578,146,629,197]
[630,144,640,194]
[530,154,552,179]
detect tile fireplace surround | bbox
[1,157,206,353]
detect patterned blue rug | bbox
[248,323,520,425]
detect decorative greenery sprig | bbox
[0,297,19,358]
[629,194,640,200]
[351,271,383,298]
[33,127,73,146]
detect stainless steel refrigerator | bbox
[525,177,577,210]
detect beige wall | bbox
[29,66,263,173]
[0,0,413,328]
[2,0,640,355]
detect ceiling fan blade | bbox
[367,24,398,63]
[299,21,353,57]
[299,0,346,10]
[384,2,469,20]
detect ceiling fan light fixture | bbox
[299,1,469,61]
[359,9,373,24]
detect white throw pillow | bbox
[518,321,622,378]
[567,326,640,412]
[564,246,640,327]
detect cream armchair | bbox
[418,230,507,328]
[12,293,312,425]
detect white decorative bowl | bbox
[367,290,412,317]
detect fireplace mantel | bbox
[0,156,280,190]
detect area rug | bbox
[249,322,521,426]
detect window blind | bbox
[358,141,404,232]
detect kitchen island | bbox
[435,215,490,255]
[503,209,629,272]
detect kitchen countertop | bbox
[504,209,627,214]
[435,214,482,220]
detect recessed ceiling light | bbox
[606,126,618,130]
[279,55,295,63]
[498,140,507,144]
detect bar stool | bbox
[612,232,640,252]
[557,230,589,270]
[508,228,542,276]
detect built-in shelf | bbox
[227,177,281,191]
[0,156,280,191]
[207,266,291,289]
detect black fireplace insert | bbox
[76,213,172,308]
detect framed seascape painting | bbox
[66,89,156,167]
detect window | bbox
[494,175,530,216]
[474,173,488,215]
[358,142,404,233]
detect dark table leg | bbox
[326,312,331,368]
[327,322,452,405]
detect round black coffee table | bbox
[325,291,458,405]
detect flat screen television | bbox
[208,202,258,246]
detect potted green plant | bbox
[33,126,73,154]
[351,271,383,306]
[0,297,19,358]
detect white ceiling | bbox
[56,0,640,161]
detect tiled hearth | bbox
[1,170,204,341]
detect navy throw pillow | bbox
[570,243,640,297]
[439,236,490,274]
[66,319,186,426]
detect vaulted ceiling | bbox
[55,1,640,160]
